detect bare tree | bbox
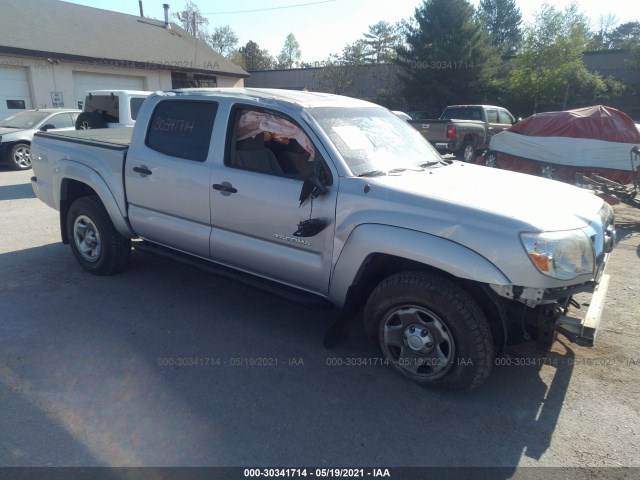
[172,1,209,41]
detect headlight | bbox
[521,230,594,280]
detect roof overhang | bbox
[0,45,250,78]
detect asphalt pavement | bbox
[1,166,639,477]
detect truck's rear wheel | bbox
[363,272,493,390]
[66,196,130,275]
[460,141,476,163]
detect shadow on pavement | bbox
[0,182,36,201]
[0,244,577,470]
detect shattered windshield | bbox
[308,106,444,177]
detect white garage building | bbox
[0,0,248,119]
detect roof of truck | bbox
[167,88,377,109]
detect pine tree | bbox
[236,41,274,71]
[363,21,401,64]
[477,0,522,55]
[397,0,501,113]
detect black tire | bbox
[484,151,498,168]
[66,196,130,275]
[75,112,107,130]
[540,164,556,179]
[363,271,493,390]
[7,143,32,170]
[460,140,476,163]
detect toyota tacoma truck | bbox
[30,88,615,390]
[409,105,517,162]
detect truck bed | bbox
[35,128,133,150]
[31,128,131,219]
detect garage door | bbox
[0,66,33,120]
[73,72,145,109]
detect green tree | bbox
[172,1,209,41]
[397,0,501,113]
[209,25,239,57]
[342,39,369,65]
[315,54,358,95]
[234,41,274,71]
[607,21,640,49]
[507,2,616,114]
[477,0,522,55]
[363,21,401,64]
[276,33,302,69]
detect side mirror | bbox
[299,172,328,206]
[513,117,522,125]
[40,124,56,131]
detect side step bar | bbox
[133,241,333,309]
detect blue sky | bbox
[64,0,638,63]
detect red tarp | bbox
[508,105,640,143]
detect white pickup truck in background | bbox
[75,90,151,129]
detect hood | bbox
[0,127,28,137]
[368,161,604,232]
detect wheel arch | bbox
[343,253,507,351]
[330,224,510,349]
[57,166,133,244]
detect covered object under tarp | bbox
[480,105,640,184]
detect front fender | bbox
[329,224,511,306]
[55,160,133,238]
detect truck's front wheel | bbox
[363,272,493,390]
[66,196,130,275]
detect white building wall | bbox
[1,54,244,116]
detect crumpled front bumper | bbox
[556,273,610,347]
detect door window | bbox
[146,100,218,161]
[498,110,514,125]
[46,113,74,129]
[226,107,321,180]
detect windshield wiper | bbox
[419,160,446,168]
[358,170,387,177]
[388,167,424,174]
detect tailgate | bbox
[409,121,449,142]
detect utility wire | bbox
[202,0,339,15]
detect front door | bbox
[209,106,338,295]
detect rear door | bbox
[485,108,502,145]
[208,105,338,295]
[497,109,515,133]
[125,99,218,258]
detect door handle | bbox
[133,165,152,175]
[212,182,238,194]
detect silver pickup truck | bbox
[30,88,615,390]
